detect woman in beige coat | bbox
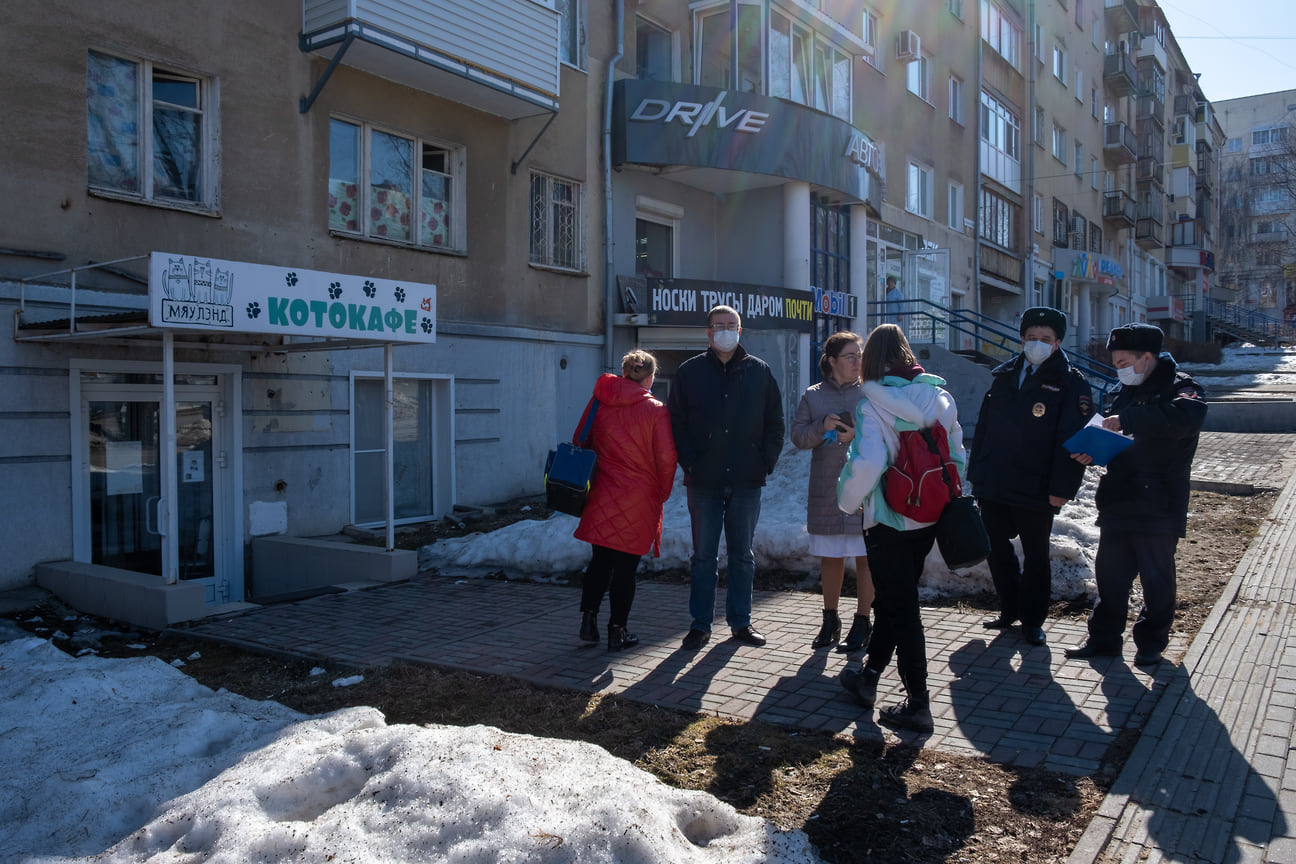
[790,331,875,651]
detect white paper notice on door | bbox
[183,450,205,484]
[106,441,145,496]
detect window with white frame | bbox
[636,16,674,81]
[1226,137,1242,153]
[530,171,585,270]
[1034,105,1045,147]
[352,374,450,526]
[862,8,881,69]
[981,0,1023,67]
[1074,142,1083,176]
[328,118,464,251]
[1052,43,1067,83]
[1252,127,1289,147]
[556,0,584,68]
[906,161,934,218]
[1074,68,1083,100]
[949,75,965,123]
[1091,87,1099,118]
[1033,192,1045,234]
[979,187,1018,249]
[948,181,964,230]
[981,92,1021,160]
[907,51,932,102]
[1052,123,1067,162]
[1092,14,1101,48]
[949,0,965,20]
[1091,156,1100,189]
[1035,23,1045,63]
[86,50,215,207]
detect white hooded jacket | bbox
[836,372,968,531]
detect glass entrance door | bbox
[88,398,216,582]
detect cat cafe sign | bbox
[147,252,437,344]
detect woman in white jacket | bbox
[835,324,967,733]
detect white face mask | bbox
[1022,340,1053,367]
[1117,364,1146,387]
[712,329,740,353]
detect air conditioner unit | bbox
[896,30,921,62]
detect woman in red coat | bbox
[574,350,678,651]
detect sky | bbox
[1157,0,1296,103]
[5,346,1290,864]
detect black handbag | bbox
[935,495,991,570]
[544,399,599,517]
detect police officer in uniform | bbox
[1066,323,1206,667]
[968,307,1093,646]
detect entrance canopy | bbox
[16,252,437,352]
[13,252,439,579]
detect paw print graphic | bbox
[328,281,343,300]
[285,272,298,287]
[420,317,433,334]
[246,301,261,319]
[394,287,406,303]
[363,280,377,298]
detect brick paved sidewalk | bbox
[1068,454,1296,864]
[183,430,1296,861]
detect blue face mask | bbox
[1022,340,1053,366]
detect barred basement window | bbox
[530,172,585,271]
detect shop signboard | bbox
[148,252,436,344]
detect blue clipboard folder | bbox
[1064,424,1133,467]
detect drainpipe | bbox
[973,12,983,339]
[1024,0,1036,320]
[603,0,625,373]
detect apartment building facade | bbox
[0,0,1221,604]
[1215,89,1296,321]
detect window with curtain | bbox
[87,50,212,206]
[328,118,464,251]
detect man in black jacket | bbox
[1066,323,1207,667]
[668,305,785,650]
[969,307,1093,646]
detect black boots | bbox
[878,670,933,732]
[579,611,599,643]
[840,665,881,708]
[607,623,639,652]
[811,609,841,649]
[837,614,872,653]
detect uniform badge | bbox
[1032,402,1046,417]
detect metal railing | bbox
[870,298,1119,399]
[1204,297,1296,345]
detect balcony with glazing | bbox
[1197,148,1215,191]
[1137,155,1164,188]
[1103,189,1136,227]
[1103,49,1138,98]
[300,0,561,118]
[1105,0,1140,36]
[1135,193,1163,248]
[1104,122,1137,165]
[1136,93,1165,132]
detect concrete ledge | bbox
[1202,400,1296,433]
[35,561,208,631]
[252,536,416,600]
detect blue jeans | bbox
[687,485,762,632]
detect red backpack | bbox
[882,423,961,523]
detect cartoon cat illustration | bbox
[191,260,213,303]
[164,257,190,300]
[213,268,232,305]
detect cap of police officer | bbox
[1106,322,1164,355]
[1019,307,1067,340]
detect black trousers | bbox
[862,523,937,697]
[1087,529,1178,653]
[580,544,641,627]
[979,500,1056,628]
